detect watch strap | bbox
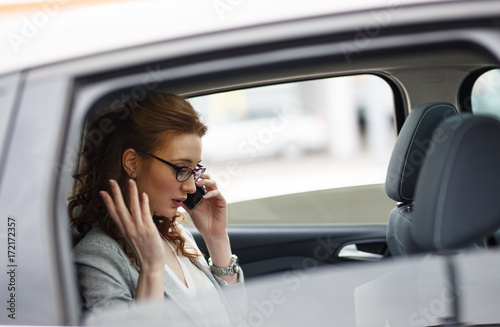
[208,254,240,276]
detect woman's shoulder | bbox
[73,226,127,263]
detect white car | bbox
[1,1,500,326]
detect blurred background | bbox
[189,75,396,203]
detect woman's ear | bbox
[122,148,139,178]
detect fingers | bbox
[196,175,217,190]
[100,180,165,270]
[195,177,224,201]
[201,189,221,200]
[100,179,151,236]
[141,192,153,224]
[128,179,142,226]
[108,179,130,223]
[200,172,211,180]
[100,190,125,234]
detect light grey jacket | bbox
[73,226,246,325]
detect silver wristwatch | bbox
[208,254,240,276]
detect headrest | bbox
[385,102,458,202]
[413,115,500,252]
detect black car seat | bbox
[385,102,458,256]
[412,114,500,252]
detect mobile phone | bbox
[184,186,207,210]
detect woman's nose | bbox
[181,176,197,194]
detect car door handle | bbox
[337,243,384,261]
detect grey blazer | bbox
[73,226,245,324]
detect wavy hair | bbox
[69,92,207,266]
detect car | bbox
[1,0,500,326]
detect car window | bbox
[471,68,500,118]
[188,75,396,225]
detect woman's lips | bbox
[172,199,185,207]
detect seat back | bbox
[413,115,500,252]
[385,102,458,256]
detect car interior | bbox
[411,114,500,325]
[385,101,459,256]
[412,114,500,254]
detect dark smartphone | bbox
[184,186,207,210]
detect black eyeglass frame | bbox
[141,151,206,182]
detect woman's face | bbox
[136,133,202,218]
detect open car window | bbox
[188,75,396,225]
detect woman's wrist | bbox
[203,230,229,247]
[136,266,164,301]
[204,233,233,268]
[139,262,165,278]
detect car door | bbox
[56,0,500,300]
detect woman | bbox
[70,92,244,324]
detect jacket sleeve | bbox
[73,237,139,314]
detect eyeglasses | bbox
[141,151,206,182]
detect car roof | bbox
[0,0,462,75]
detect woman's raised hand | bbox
[100,179,165,272]
[183,173,228,240]
[184,174,237,284]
